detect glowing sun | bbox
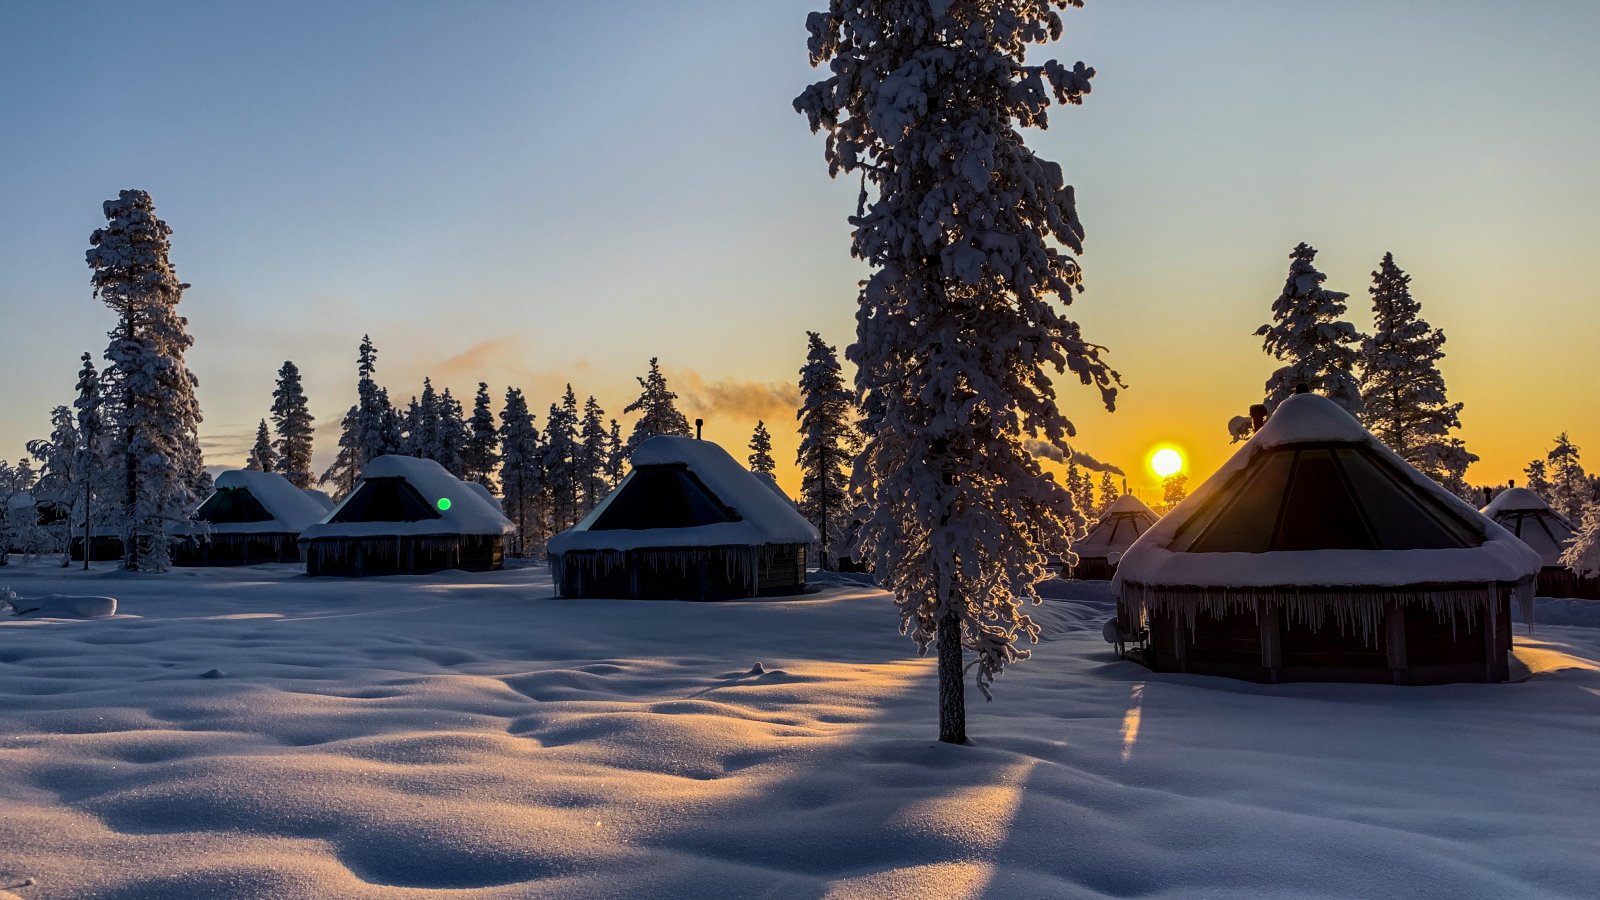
[1149,447,1185,479]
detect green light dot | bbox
[436,497,452,511]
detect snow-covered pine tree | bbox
[1355,253,1476,496]
[1066,460,1095,527]
[412,379,443,460]
[1256,243,1362,415]
[543,386,581,530]
[73,352,108,569]
[246,420,277,472]
[1097,471,1120,516]
[577,396,610,514]
[1561,499,1600,578]
[25,406,80,558]
[270,360,315,488]
[1160,473,1188,515]
[797,0,1119,742]
[1547,433,1589,522]
[437,387,468,476]
[796,332,862,571]
[623,358,691,457]
[498,388,544,556]
[88,189,207,571]
[464,382,500,487]
[604,419,625,488]
[747,420,776,475]
[1525,460,1552,498]
[321,335,399,496]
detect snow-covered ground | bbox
[1,564,1597,899]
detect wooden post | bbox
[1260,606,1282,682]
[1385,600,1407,682]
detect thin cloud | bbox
[672,368,800,428]
[1025,440,1125,476]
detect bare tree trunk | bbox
[82,462,92,571]
[937,607,966,744]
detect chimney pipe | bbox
[1483,486,1493,506]
[1249,403,1268,432]
[695,418,703,440]
[1509,479,1515,489]
[1293,382,1310,395]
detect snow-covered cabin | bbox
[172,469,332,566]
[1114,393,1540,685]
[1482,488,1591,598]
[1070,494,1159,580]
[548,436,819,599]
[299,455,514,576]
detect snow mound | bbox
[4,592,117,619]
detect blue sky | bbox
[2,1,1596,493]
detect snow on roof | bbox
[1114,394,1540,592]
[1075,494,1159,559]
[754,471,796,505]
[1483,487,1560,517]
[191,470,331,535]
[302,488,336,511]
[463,481,502,512]
[1481,488,1576,567]
[301,455,514,540]
[548,436,818,554]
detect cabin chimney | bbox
[1249,403,1268,432]
[1509,479,1515,489]
[695,418,704,440]
[1483,486,1493,506]
[1293,382,1310,395]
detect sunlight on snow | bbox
[1121,683,1145,762]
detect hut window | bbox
[327,477,441,523]
[1276,449,1374,550]
[1172,448,1295,552]
[194,487,274,524]
[1333,449,1477,549]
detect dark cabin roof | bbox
[194,486,274,524]
[590,464,739,531]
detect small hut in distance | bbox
[548,435,819,600]
[1483,486,1593,598]
[173,469,331,566]
[1071,493,1158,580]
[299,455,513,576]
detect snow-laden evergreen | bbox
[1096,471,1120,516]
[321,335,400,497]
[604,419,625,488]
[1256,243,1362,415]
[437,387,468,477]
[245,420,277,472]
[498,387,544,557]
[623,358,691,457]
[1562,500,1600,578]
[72,352,110,567]
[1525,460,1553,499]
[747,420,776,476]
[270,360,315,489]
[1066,460,1095,530]
[543,386,581,531]
[795,332,861,571]
[797,0,1120,741]
[577,395,611,515]
[87,189,208,571]
[1355,253,1475,497]
[464,382,501,488]
[1544,434,1592,523]
[24,406,80,557]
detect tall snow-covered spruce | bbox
[246,420,277,472]
[464,382,501,488]
[499,388,544,557]
[797,0,1119,743]
[321,335,399,496]
[622,358,691,457]
[87,189,208,571]
[796,332,862,570]
[73,352,108,570]
[748,420,777,475]
[1256,243,1362,415]
[270,361,315,488]
[1355,253,1475,496]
